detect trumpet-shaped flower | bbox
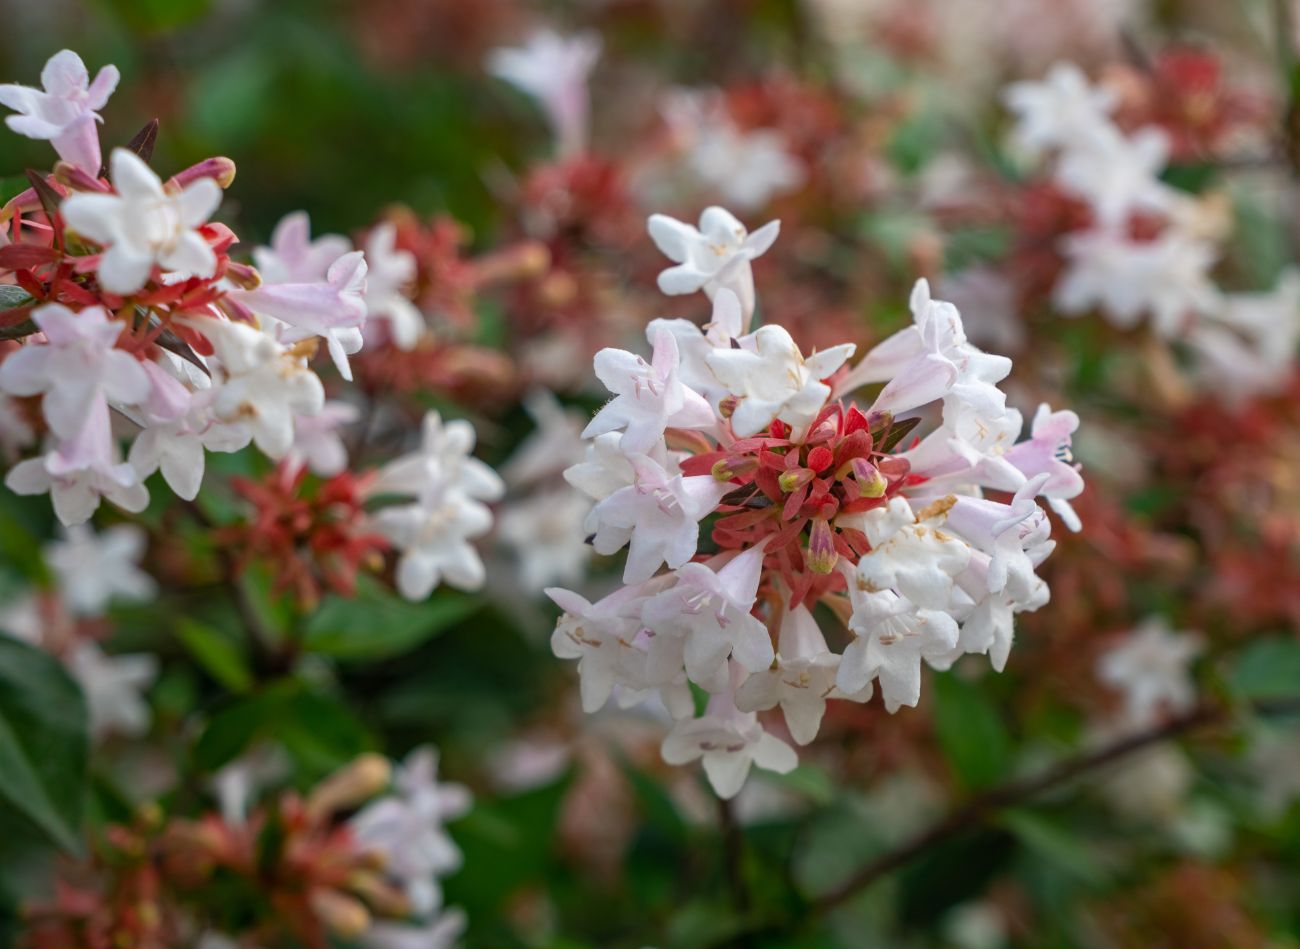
[61,149,222,294]
[0,49,118,173]
[584,327,715,453]
[647,207,779,318]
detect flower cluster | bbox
[549,206,1085,797]
[1004,62,1300,398]
[0,51,365,525]
[22,751,469,949]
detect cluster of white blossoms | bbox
[1004,62,1300,397]
[366,411,506,601]
[349,747,472,949]
[548,205,1085,798]
[0,523,159,739]
[0,52,360,524]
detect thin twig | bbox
[811,699,1300,913]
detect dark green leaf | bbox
[175,618,253,693]
[931,672,1012,790]
[0,637,89,852]
[1231,638,1300,703]
[305,579,479,660]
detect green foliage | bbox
[305,577,480,660]
[0,637,89,853]
[931,671,1012,790]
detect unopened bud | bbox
[311,888,372,938]
[852,459,886,498]
[807,518,838,574]
[52,161,109,192]
[306,753,391,821]
[778,467,815,493]
[718,396,738,420]
[166,156,237,192]
[225,261,262,289]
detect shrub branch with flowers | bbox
[3,2,1300,945]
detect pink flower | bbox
[0,49,118,173]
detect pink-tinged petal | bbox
[709,288,744,339]
[0,84,44,118]
[176,177,222,227]
[43,380,104,440]
[108,148,164,200]
[97,243,154,294]
[702,750,752,799]
[732,616,775,672]
[4,457,51,495]
[101,350,151,405]
[139,360,191,423]
[85,65,120,111]
[159,436,205,500]
[649,326,679,378]
[40,50,89,96]
[544,587,594,615]
[51,477,99,526]
[159,230,217,279]
[5,112,63,140]
[869,353,958,415]
[50,115,101,174]
[0,345,54,396]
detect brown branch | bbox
[811,699,1300,913]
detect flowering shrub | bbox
[1,3,1299,946]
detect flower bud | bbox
[52,161,109,193]
[718,395,738,420]
[852,459,886,498]
[310,888,372,938]
[777,467,815,493]
[807,518,838,574]
[166,156,237,192]
[305,754,391,822]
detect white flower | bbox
[706,324,853,437]
[589,453,729,584]
[6,429,148,526]
[647,207,779,318]
[851,498,972,610]
[838,588,961,711]
[199,319,325,459]
[374,489,494,600]
[641,546,774,685]
[0,304,149,440]
[362,222,425,350]
[44,524,155,617]
[66,641,157,739]
[362,910,468,949]
[230,251,368,380]
[497,488,592,592]
[1056,125,1172,227]
[1002,62,1116,160]
[660,665,798,799]
[488,29,601,157]
[1055,229,1220,337]
[351,747,471,917]
[285,401,359,478]
[584,327,715,454]
[370,411,504,505]
[61,149,222,294]
[547,585,657,714]
[662,89,804,210]
[0,49,119,173]
[563,432,635,508]
[735,603,865,745]
[253,211,352,284]
[1096,617,1203,729]
[647,288,747,406]
[500,389,587,489]
[128,395,251,502]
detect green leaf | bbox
[0,637,89,852]
[194,680,371,778]
[175,618,253,693]
[1000,809,1106,887]
[1231,637,1300,703]
[931,672,1012,790]
[304,578,480,660]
